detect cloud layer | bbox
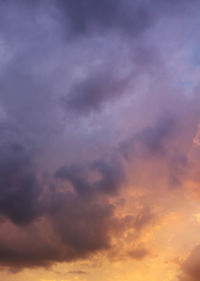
[0,0,200,276]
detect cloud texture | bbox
[0,1,200,278]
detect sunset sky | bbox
[1,1,200,281]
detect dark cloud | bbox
[0,156,127,269]
[55,159,124,195]
[57,0,197,37]
[58,0,154,36]
[62,64,136,115]
[49,159,125,260]
[0,143,42,225]
[0,0,199,275]
[0,200,154,270]
[62,70,131,115]
[50,195,115,258]
[121,117,175,159]
[0,0,196,40]
[0,153,156,271]
[120,116,190,189]
[179,245,200,281]
[133,207,155,231]
[0,239,60,269]
[61,43,164,116]
[0,195,129,270]
[127,247,149,260]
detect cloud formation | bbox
[0,0,200,277]
[179,245,200,281]
[0,143,42,225]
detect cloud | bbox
[0,143,42,225]
[0,154,127,269]
[127,247,149,260]
[58,0,154,37]
[121,117,175,158]
[62,70,131,115]
[133,207,155,231]
[0,196,136,270]
[55,158,124,195]
[0,179,157,270]
[50,195,114,257]
[179,245,200,281]
[57,0,197,37]
[0,0,199,275]
[68,270,87,275]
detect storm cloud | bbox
[0,142,42,225]
[0,0,200,275]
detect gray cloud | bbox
[121,117,175,158]
[57,0,197,37]
[58,0,154,37]
[55,158,124,195]
[0,0,199,274]
[0,142,42,225]
[62,70,131,115]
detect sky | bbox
[0,0,200,281]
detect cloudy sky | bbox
[1,0,200,281]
